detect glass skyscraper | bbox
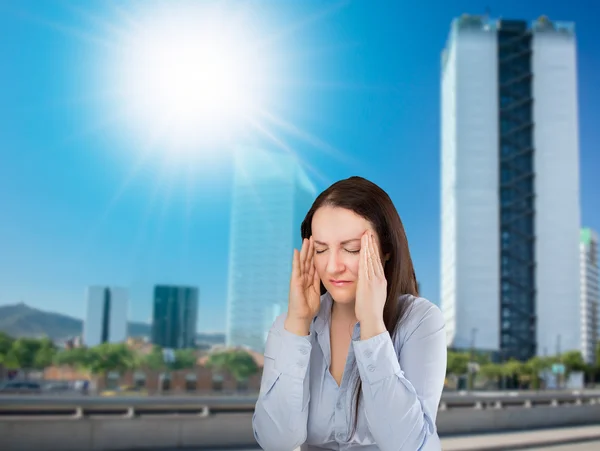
[151,285,199,349]
[84,286,128,347]
[225,148,317,352]
[440,16,581,361]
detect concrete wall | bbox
[2,405,600,450]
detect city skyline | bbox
[1,1,599,335]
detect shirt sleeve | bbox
[351,303,447,451]
[252,313,313,451]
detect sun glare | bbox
[111,4,268,154]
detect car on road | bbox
[0,380,43,395]
[100,385,147,397]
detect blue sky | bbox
[0,0,598,333]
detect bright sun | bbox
[111,4,269,153]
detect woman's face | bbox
[311,205,382,305]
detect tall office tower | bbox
[84,286,128,347]
[151,285,199,349]
[580,228,599,365]
[440,15,581,361]
[226,148,317,352]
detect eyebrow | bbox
[313,238,362,246]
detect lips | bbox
[330,279,352,287]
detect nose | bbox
[326,251,345,275]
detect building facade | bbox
[84,286,128,347]
[441,15,580,361]
[151,285,199,349]
[225,148,316,352]
[580,228,599,365]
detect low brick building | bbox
[44,365,263,395]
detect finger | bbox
[366,233,376,280]
[291,249,300,280]
[361,232,370,281]
[307,237,315,280]
[299,238,308,276]
[370,233,385,278]
[312,264,320,292]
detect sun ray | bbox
[21,0,367,216]
[8,5,120,50]
[60,1,133,44]
[252,107,368,176]
[255,0,350,51]
[246,118,333,188]
[255,108,355,163]
[75,109,172,257]
[269,78,398,93]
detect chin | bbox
[324,286,356,304]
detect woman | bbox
[252,176,446,451]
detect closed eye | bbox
[315,248,360,254]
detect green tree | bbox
[171,349,197,370]
[561,350,586,374]
[0,349,20,369]
[86,343,136,375]
[502,359,526,388]
[446,351,469,376]
[525,356,551,390]
[0,332,14,356]
[10,338,44,369]
[54,347,90,369]
[206,349,259,382]
[205,350,229,374]
[33,338,57,369]
[480,362,503,384]
[141,345,166,370]
[226,350,259,382]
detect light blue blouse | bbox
[252,293,447,450]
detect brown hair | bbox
[300,175,418,437]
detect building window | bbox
[185,374,197,392]
[160,373,171,392]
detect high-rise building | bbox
[226,148,317,352]
[84,286,128,347]
[580,228,599,365]
[151,285,198,349]
[440,15,581,361]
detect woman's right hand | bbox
[285,236,321,336]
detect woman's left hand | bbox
[355,231,388,339]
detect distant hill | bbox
[0,303,224,344]
[0,303,82,339]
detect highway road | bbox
[165,440,600,451]
[522,443,600,450]
[159,442,600,451]
[154,425,600,451]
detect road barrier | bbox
[0,392,599,450]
